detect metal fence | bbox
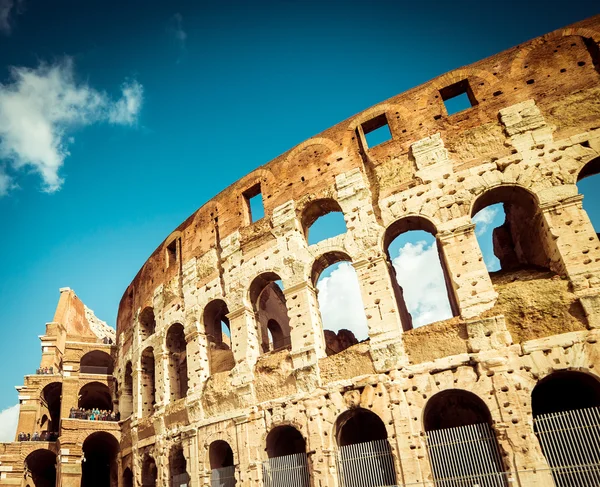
[211,465,236,487]
[426,422,507,487]
[534,405,600,487]
[80,365,110,374]
[262,452,310,487]
[337,439,397,487]
[172,473,190,487]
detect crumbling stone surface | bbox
[2,15,600,487]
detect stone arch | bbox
[532,369,600,417]
[40,382,61,434]
[169,443,190,487]
[81,431,120,487]
[248,272,291,353]
[140,347,156,417]
[266,424,307,459]
[121,361,133,418]
[209,439,237,486]
[300,198,347,245]
[80,350,114,375]
[24,449,56,487]
[470,184,551,272]
[122,467,133,487]
[142,453,158,487]
[204,299,234,374]
[78,381,112,411]
[165,323,189,401]
[383,215,458,329]
[139,307,156,340]
[423,389,493,431]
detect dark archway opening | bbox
[204,299,234,374]
[424,390,505,487]
[312,252,366,355]
[41,382,61,435]
[24,449,56,487]
[210,440,236,486]
[139,307,156,339]
[78,381,112,411]
[166,323,188,401]
[384,217,457,330]
[121,361,133,418]
[266,425,306,458]
[249,273,291,354]
[335,408,396,487]
[532,370,600,417]
[169,444,190,487]
[81,432,119,487]
[141,347,156,417]
[577,156,600,240]
[472,186,550,274]
[264,426,310,487]
[80,350,114,375]
[302,199,348,246]
[123,467,133,487]
[142,454,157,487]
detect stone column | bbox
[284,281,326,369]
[227,306,260,402]
[437,222,498,319]
[184,325,208,395]
[57,450,83,487]
[183,431,199,487]
[353,255,407,371]
[234,413,265,486]
[154,350,169,408]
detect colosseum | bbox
[1,13,600,487]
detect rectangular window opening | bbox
[244,184,264,223]
[440,79,477,115]
[166,238,179,268]
[362,113,393,149]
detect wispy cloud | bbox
[0,57,143,196]
[168,12,187,62]
[473,205,500,236]
[0,404,19,441]
[316,262,369,341]
[392,240,453,327]
[0,0,22,35]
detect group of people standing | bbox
[69,407,120,421]
[17,431,58,441]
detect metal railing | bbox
[262,452,310,487]
[337,439,397,487]
[211,466,236,487]
[80,365,110,374]
[426,422,507,487]
[172,473,190,487]
[534,405,600,487]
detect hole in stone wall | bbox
[526,79,535,84]
[440,79,476,115]
[384,217,457,329]
[166,238,179,269]
[139,307,156,339]
[302,198,347,245]
[312,253,368,355]
[244,183,264,223]
[362,113,393,148]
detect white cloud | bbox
[0,0,21,35]
[316,262,369,341]
[0,404,19,442]
[473,205,500,236]
[392,240,453,327]
[168,13,187,60]
[0,57,143,195]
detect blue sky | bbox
[0,0,598,416]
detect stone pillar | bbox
[284,281,326,369]
[183,431,199,487]
[304,396,338,487]
[57,450,83,487]
[154,350,169,408]
[437,223,498,319]
[234,413,265,486]
[60,376,80,419]
[352,255,407,371]
[184,325,207,395]
[227,306,260,403]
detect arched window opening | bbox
[139,307,156,340]
[577,156,600,240]
[142,454,158,487]
[169,444,190,487]
[302,199,347,246]
[384,217,456,329]
[40,382,61,435]
[532,371,600,486]
[335,408,396,487]
[78,382,113,412]
[210,440,236,487]
[249,273,291,354]
[471,186,550,275]
[141,347,156,417]
[424,390,505,487]
[204,300,234,374]
[81,432,119,487]
[123,468,133,487]
[312,252,367,355]
[166,323,188,401]
[80,350,114,375]
[121,361,133,419]
[263,426,310,487]
[24,450,56,487]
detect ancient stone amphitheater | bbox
[2,13,600,487]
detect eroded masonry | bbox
[2,14,600,487]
